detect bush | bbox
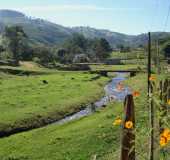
[33,57,41,64]
[0,51,12,60]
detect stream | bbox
[0,72,132,138]
[56,72,131,125]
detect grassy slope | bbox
[0,71,108,133]
[0,73,149,160]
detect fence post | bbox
[159,79,169,132]
[121,94,135,160]
[159,80,163,132]
[168,79,170,100]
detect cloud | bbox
[1,4,143,12]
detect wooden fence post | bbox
[159,79,169,132]
[121,94,135,160]
[159,80,163,132]
[168,79,170,101]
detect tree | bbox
[118,44,131,53]
[55,48,67,63]
[3,26,28,65]
[92,38,112,61]
[61,34,88,63]
[21,45,34,61]
[32,45,54,65]
[71,33,88,51]
[163,43,170,58]
[60,35,112,63]
[0,45,4,52]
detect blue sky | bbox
[0,0,170,35]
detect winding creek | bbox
[0,72,132,137]
[56,72,131,125]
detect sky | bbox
[0,0,170,35]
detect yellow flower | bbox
[125,121,133,129]
[149,75,156,81]
[160,136,168,147]
[113,118,122,126]
[133,91,140,97]
[167,99,170,105]
[162,128,170,141]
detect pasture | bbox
[0,70,108,135]
[0,73,150,160]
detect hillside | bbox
[0,10,73,45]
[71,26,134,47]
[0,9,170,48]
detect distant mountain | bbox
[71,26,135,47]
[0,9,170,48]
[131,32,170,47]
[0,10,73,45]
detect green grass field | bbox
[110,51,146,59]
[0,62,56,75]
[0,71,109,134]
[0,62,45,72]
[0,73,150,160]
[1,61,167,159]
[89,64,145,71]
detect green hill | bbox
[0,9,170,48]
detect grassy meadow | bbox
[89,51,147,71]
[0,69,109,135]
[89,64,145,71]
[110,50,147,59]
[0,60,169,159]
[0,73,150,160]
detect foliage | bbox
[0,51,12,60]
[3,26,28,64]
[163,43,170,58]
[92,38,112,60]
[1,27,112,65]
[61,34,112,63]
[32,45,54,65]
[0,44,4,52]
[149,75,170,159]
[117,44,131,53]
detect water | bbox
[56,72,131,125]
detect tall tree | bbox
[0,45,4,52]
[4,26,27,65]
[92,38,112,61]
[61,35,112,63]
[62,34,87,63]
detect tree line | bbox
[0,26,112,66]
